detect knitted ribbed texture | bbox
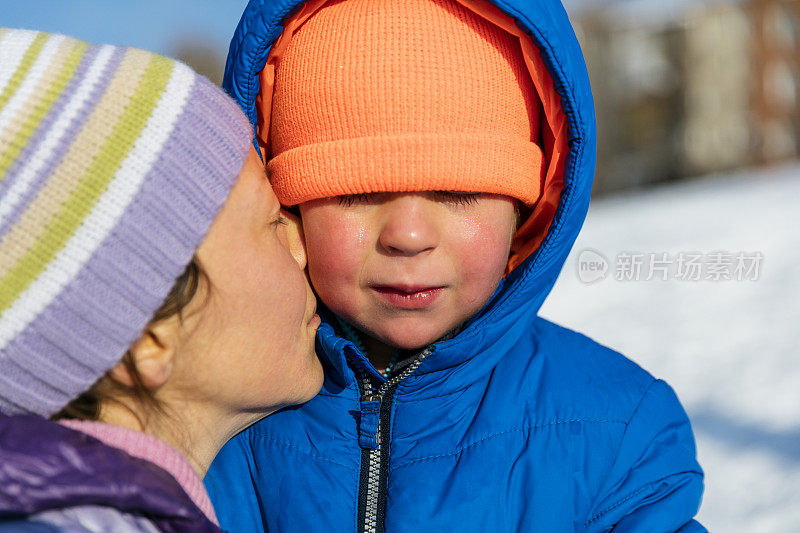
[267,0,544,206]
[0,29,252,416]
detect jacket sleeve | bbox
[0,506,163,533]
[0,521,61,532]
[585,379,706,532]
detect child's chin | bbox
[363,315,464,352]
[380,328,449,352]
[389,339,431,351]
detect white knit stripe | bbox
[0,45,116,228]
[0,62,195,349]
[0,30,38,97]
[0,33,65,132]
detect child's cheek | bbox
[304,208,370,299]
[456,216,514,281]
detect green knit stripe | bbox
[0,54,175,312]
[0,39,88,177]
[0,32,48,116]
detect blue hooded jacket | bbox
[205,1,706,531]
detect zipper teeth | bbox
[357,367,379,533]
[380,348,430,394]
[360,348,433,533]
[364,447,381,533]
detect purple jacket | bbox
[0,413,221,533]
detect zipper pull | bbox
[358,398,381,450]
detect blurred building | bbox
[566,0,800,195]
[753,0,800,164]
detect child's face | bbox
[299,192,517,350]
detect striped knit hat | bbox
[267,0,543,206]
[0,29,252,416]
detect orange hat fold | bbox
[268,0,544,206]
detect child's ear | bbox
[109,317,179,390]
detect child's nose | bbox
[378,196,439,256]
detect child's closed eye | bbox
[336,191,480,207]
[337,193,377,206]
[433,191,480,206]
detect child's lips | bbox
[371,285,445,310]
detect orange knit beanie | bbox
[268,0,544,206]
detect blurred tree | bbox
[171,38,225,86]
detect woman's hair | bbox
[52,259,207,423]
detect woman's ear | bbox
[109,317,180,390]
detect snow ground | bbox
[539,163,800,532]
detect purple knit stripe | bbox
[0,77,251,415]
[0,45,125,238]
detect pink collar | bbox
[59,419,218,525]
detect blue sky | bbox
[1,0,248,59]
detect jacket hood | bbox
[0,414,220,533]
[224,0,596,375]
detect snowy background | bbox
[540,164,800,532]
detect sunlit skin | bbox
[102,147,324,476]
[299,191,518,370]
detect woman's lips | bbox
[371,286,445,310]
[306,299,321,328]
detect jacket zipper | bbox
[356,347,434,533]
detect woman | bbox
[0,29,323,531]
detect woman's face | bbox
[171,147,323,421]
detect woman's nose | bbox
[378,196,439,256]
[281,209,307,269]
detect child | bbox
[206,0,706,531]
